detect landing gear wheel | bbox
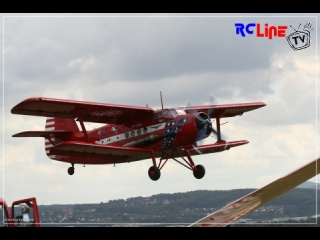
[68,167,75,175]
[148,166,161,181]
[193,164,205,179]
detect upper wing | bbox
[11,97,155,124]
[177,102,266,118]
[189,157,320,227]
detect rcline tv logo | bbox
[235,23,288,39]
[286,23,313,51]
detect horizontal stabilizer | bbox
[12,130,72,138]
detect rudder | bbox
[45,117,80,132]
[45,117,80,159]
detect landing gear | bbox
[147,148,207,181]
[68,167,74,175]
[148,166,161,181]
[193,164,205,179]
[68,164,75,175]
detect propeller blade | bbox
[207,94,228,142]
[185,100,203,122]
[185,100,205,154]
[196,128,207,143]
[192,143,202,155]
[208,94,217,118]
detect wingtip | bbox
[260,102,267,107]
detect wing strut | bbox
[184,150,196,167]
[150,150,157,166]
[46,136,55,146]
[216,117,222,142]
[77,115,89,142]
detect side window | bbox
[157,112,163,119]
[151,112,163,122]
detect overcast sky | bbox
[1,14,319,219]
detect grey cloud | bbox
[4,15,314,116]
[4,16,276,86]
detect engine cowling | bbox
[195,112,213,137]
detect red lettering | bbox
[265,24,269,38]
[253,23,288,39]
[268,26,277,40]
[277,26,288,37]
[256,24,264,37]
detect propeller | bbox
[185,95,220,153]
[196,94,219,144]
[195,113,215,143]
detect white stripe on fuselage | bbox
[95,123,166,145]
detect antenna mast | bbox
[160,91,164,109]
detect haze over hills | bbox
[33,181,320,227]
[296,181,320,189]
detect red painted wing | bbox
[11,97,155,124]
[12,130,72,138]
[186,140,249,155]
[189,157,320,227]
[177,102,266,118]
[48,140,248,163]
[49,141,153,162]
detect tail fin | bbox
[45,117,80,159]
[45,117,80,132]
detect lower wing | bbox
[48,140,249,162]
[48,141,153,162]
[187,140,249,155]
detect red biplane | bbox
[11,96,266,181]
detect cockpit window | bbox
[176,109,186,115]
[169,109,178,118]
[151,110,174,122]
[163,110,172,119]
